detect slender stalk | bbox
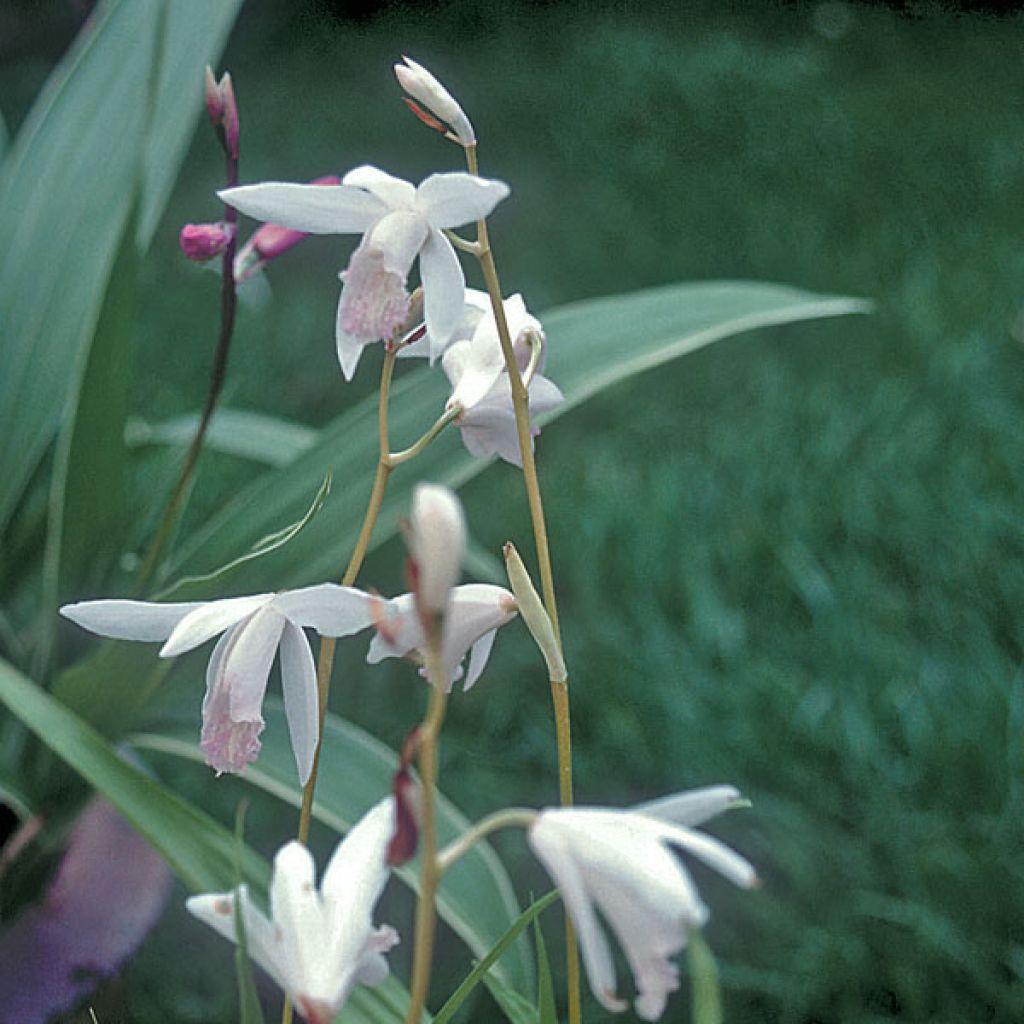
[135,148,239,594]
[388,405,462,465]
[464,141,581,1024]
[404,640,449,1024]
[282,351,396,1024]
[437,807,538,874]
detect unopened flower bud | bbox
[394,56,475,146]
[407,483,465,617]
[204,66,239,159]
[179,221,234,262]
[503,542,566,683]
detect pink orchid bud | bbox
[407,483,465,618]
[204,66,239,159]
[394,56,475,146]
[232,175,341,282]
[179,221,234,262]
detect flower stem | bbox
[282,350,397,1024]
[464,141,581,1024]
[404,640,449,1024]
[387,405,462,466]
[134,146,239,595]
[437,807,538,874]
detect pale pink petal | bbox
[218,182,384,234]
[160,594,273,657]
[336,295,370,382]
[365,594,422,663]
[419,229,465,355]
[279,621,319,786]
[200,626,264,775]
[224,605,286,722]
[59,599,202,642]
[272,584,376,637]
[342,165,417,209]
[415,172,510,229]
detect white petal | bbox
[459,401,522,466]
[160,594,273,657]
[462,628,497,690]
[365,594,422,664]
[416,172,510,229]
[186,886,286,992]
[446,327,505,410]
[656,822,759,890]
[419,229,465,354]
[528,374,564,415]
[322,798,393,911]
[279,621,319,787]
[218,182,384,234]
[60,599,202,642]
[366,209,429,277]
[528,817,626,1015]
[342,165,417,209]
[270,842,327,995]
[636,786,742,828]
[224,605,286,722]
[353,924,399,987]
[273,584,376,637]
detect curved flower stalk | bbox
[402,289,564,466]
[187,798,399,1024]
[527,786,758,1021]
[59,586,376,784]
[367,583,517,692]
[219,167,509,379]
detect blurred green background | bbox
[5,0,1024,1021]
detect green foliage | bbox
[687,931,722,1024]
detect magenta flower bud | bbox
[204,66,224,125]
[179,221,234,262]
[219,72,239,160]
[232,175,341,282]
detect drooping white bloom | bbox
[187,798,399,1024]
[219,167,509,379]
[394,56,475,146]
[60,586,376,784]
[408,482,466,615]
[367,583,517,692]
[527,786,758,1021]
[404,290,563,466]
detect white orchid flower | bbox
[403,289,563,466]
[527,786,758,1021]
[219,167,509,380]
[366,583,517,692]
[187,798,399,1024]
[59,586,376,784]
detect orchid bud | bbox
[394,56,475,146]
[503,542,566,683]
[204,67,239,159]
[407,483,465,617]
[179,221,234,262]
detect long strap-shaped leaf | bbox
[131,703,535,994]
[160,283,870,596]
[0,0,242,536]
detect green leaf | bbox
[433,891,560,1024]
[533,915,557,1024]
[480,976,538,1024]
[0,106,8,163]
[687,930,723,1024]
[41,213,138,656]
[162,472,332,594]
[125,409,320,467]
[0,0,243,536]
[131,704,535,994]
[161,283,870,593]
[0,656,268,894]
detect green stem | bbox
[388,405,462,465]
[465,141,581,1024]
[437,807,538,874]
[404,638,449,1024]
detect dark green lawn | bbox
[7,1,1024,1021]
